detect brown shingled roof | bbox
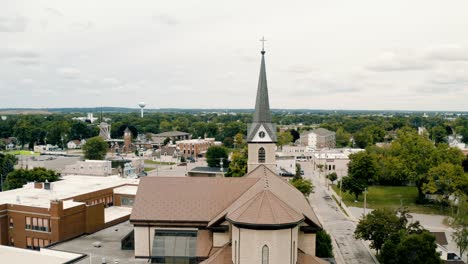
[200,243,232,264]
[297,251,329,264]
[208,166,322,228]
[226,189,304,226]
[130,177,259,223]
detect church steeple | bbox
[252,49,272,124]
[247,39,277,173]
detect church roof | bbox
[226,189,304,226]
[130,177,259,223]
[131,165,322,229]
[247,50,277,142]
[208,165,322,229]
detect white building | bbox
[298,128,336,150]
[62,160,113,176]
[311,148,364,179]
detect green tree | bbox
[13,119,32,149]
[423,163,468,204]
[348,151,379,184]
[341,176,366,201]
[354,208,407,253]
[326,172,338,183]
[295,163,302,179]
[316,230,334,258]
[452,226,468,259]
[277,131,293,149]
[226,147,247,177]
[290,177,313,196]
[379,231,442,264]
[431,125,448,144]
[234,133,245,148]
[335,127,351,147]
[206,146,228,167]
[0,154,17,191]
[82,136,108,160]
[5,167,60,190]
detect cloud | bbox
[57,67,81,79]
[20,78,35,85]
[152,14,179,25]
[44,8,63,17]
[291,76,362,96]
[101,78,120,85]
[0,15,27,32]
[366,51,431,72]
[0,49,40,65]
[284,65,316,74]
[69,21,94,32]
[424,45,468,61]
[429,67,468,85]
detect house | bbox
[66,139,85,149]
[299,128,336,150]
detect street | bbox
[300,161,377,264]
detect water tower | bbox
[138,102,146,118]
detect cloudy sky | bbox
[1,0,468,111]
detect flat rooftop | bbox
[0,245,84,264]
[114,185,138,196]
[0,175,139,208]
[50,221,147,264]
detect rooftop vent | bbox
[44,180,51,190]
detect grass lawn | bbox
[144,159,175,165]
[2,150,40,156]
[331,185,450,215]
[144,167,155,172]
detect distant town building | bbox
[298,128,336,149]
[66,139,86,149]
[72,113,98,123]
[311,148,364,178]
[276,155,296,176]
[0,175,138,250]
[188,166,226,177]
[62,160,113,176]
[150,131,191,145]
[98,122,112,141]
[177,138,219,157]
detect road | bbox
[300,162,377,264]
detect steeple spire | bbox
[253,40,271,123]
[246,41,276,143]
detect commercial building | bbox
[177,138,220,158]
[299,128,336,150]
[0,175,138,250]
[311,148,363,178]
[62,160,113,176]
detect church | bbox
[130,46,327,264]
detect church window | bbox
[262,245,269,264]
[259,131,265,138]
[258,147,266,163]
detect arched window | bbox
[258,147,266,163]
[262,245,269,264]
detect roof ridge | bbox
[266,188,303,222]
[265,190,279,224]
[255,190,267,223]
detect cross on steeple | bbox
[260,36,266,54]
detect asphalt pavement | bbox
[300,161,377,264]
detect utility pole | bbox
[339,179,342,206]
[363,188,368,217]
